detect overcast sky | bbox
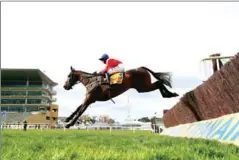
[2,2,239,122]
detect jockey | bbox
[96,53,125,85]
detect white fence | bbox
[1,123,164,133]
[1,123,51,129]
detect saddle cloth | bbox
[85,72,124,94]
[108,72,124,85]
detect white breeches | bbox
[108,63,125,75]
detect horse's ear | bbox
[70,66,75,71]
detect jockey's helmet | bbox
[99,53,109,62]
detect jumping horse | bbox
[63,66,179,128]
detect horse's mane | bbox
[76,70,93,75]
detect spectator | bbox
[23,121,27,131]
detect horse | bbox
[63,66,179,128]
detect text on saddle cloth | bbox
[106,73,124,85]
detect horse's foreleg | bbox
[65,95,95,128]
[64,105,82,123]
[65,103,90,128]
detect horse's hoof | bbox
[65,124,70,128]
[65,123,71,128]
[64,118,71,123]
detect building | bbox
[1,68,59,127]
[200,53,232,82]
[121,119,152,131]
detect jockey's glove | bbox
[92,71,98,75]
[93,71,105,77]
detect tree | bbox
[138,117,151,122]
[99,115,110,122]
[98,115,115,124]
[79,115,94,124]
[106,118,115,124]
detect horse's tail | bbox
[141,66,172,88]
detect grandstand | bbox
[1,68,59,127]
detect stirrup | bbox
[105,73,110,84]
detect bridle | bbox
[67,71,80,89]
[68,70,96,89]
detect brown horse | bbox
[63,66,179,128]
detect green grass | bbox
[1,129,239,160]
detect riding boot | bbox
[105,73,111,89]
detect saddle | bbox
[85,72,124,94]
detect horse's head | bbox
[63,66,80,90]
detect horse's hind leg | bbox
[135,82,158,93]
[136,81,178,98]
[156,81,179,98]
